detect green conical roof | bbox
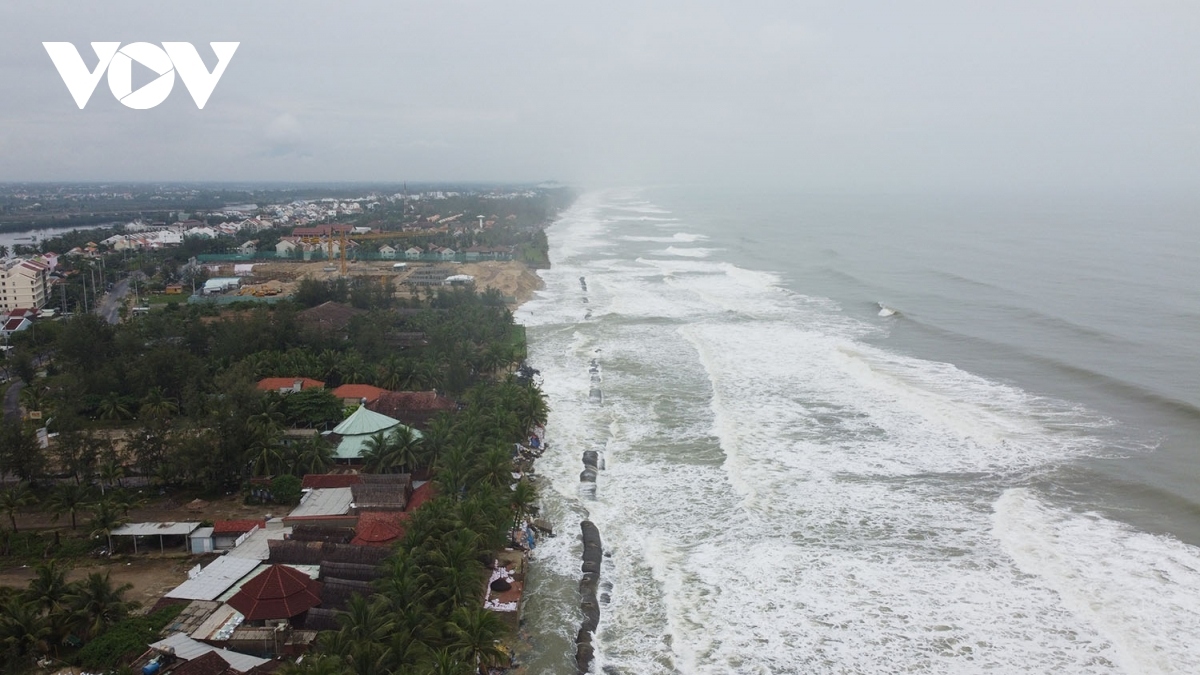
[332,405,401,436]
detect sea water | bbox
[514,189,1200,674]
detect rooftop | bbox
[149,633,269,673]
[226,564,323,621]
[331,383,390,403]
[286,488,353,519]
[165,556,261,601]
[255,377,325,392]
[300,473,363,490]
[112,521,201,537]
[213,520,266,535]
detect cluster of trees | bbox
[0,282,529,493]
[283,379,546,675]
[0,562,139,669]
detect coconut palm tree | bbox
[47,483,92,530]
[246,398,286,437]
[87,500,128,553]
[245,430,285,477]
[96,458,124,495]
[510,479,537,526]
[475,448,513,490]
[417,414,454,471]
[447,606,508,673]
[390,426,422,475]
[65,572,137,640]
[26,562,71,615]
[417,648,472,675]
[0,596,52,664]
[0,482,35,533]
[375,356,405,391]
[294,436,335,475]
[361,431,394,474]
[138,387,178,420]
[95,393,132,421]
[322,594,396,675]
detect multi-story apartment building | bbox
[0,258,50,311]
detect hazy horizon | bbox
[2,2,1198,193]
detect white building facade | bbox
[0,259,49,311]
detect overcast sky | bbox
[0,1,1197,191]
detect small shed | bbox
[189,526,215,554]
[212,520,265,551]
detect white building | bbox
[0,259,49,311]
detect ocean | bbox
[513,188,1200,674]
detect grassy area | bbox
[507,324,527,360]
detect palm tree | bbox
[475,448,513,489]
[361,431,394,474]
[138,387,178,420]
[95,393,132,421]
[510,479,537,526]
[376,356,405,391]
[245,430,284,477]
[0,482,35,532]
[417,415,454,471]
[417,648,472,675]
[0,596,52,664]
[294,436,335,475]
[516,385,549,434]
[26,562,72,615]
[322,595,395,675]
[390,426,422,475]
[18,384,48,414]
[47,483,91,530]
[246,399,286,437]
[87,500,128,553]
[97,458,124,495]
[65,572,137,640]
[447,606,508,673]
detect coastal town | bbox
[0,184,570,675]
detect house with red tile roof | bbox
[331,384,389,406]
[300,474,363,490]
[256,378,325,394]
[212,520,266,550]
[366,390,457,429]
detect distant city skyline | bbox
[1,2,1198,192]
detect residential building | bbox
[0,258,49,312]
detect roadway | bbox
[97,277,131,325]
[2,379,22,423]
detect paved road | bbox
[2,379,23,423]
[97,278,131,324]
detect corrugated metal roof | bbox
[149,633,269,673]
[112,522,201,537]
[165,556,261,601]
[287,488,353,518]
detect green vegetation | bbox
[0,562,143,671]
[75,603,184,670]
[0,186,569,674]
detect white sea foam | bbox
[995,489,1200,675]
[621,232,709,243]
[521,192,1190,675]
